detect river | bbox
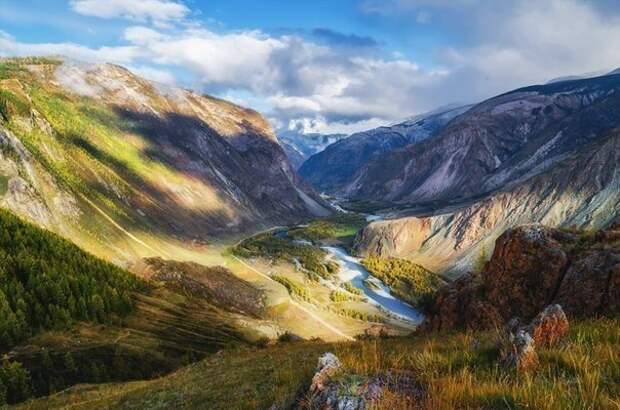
[322,246,424,324]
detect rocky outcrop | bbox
[526,305,570,347]
[422,225,620,332]
[295,353,422,410]
[500,327,539,372]
[299,105,469,194]
[499,305,569,372]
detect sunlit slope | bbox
[0,57,328,266]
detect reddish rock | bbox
[526,304,569,347]
[483,225,570,320]
[422,224,620,332]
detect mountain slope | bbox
[353,127,620,275]
[298,105,470,194]
[277,131,346,169]
[345,73,620,205]
[0,57,329,265]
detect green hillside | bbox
[0,208,144,352]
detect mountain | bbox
[277,131,346,169]
[352,75,620,275]
[0,57,329,265]
[345,74,620,205]
[298,105,470,193]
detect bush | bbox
[272,275,311,302]
[234,234,335,280]
[362,256,441,308]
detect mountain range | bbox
[298,105,470,194]
[292,72,620,275]
[0,57,329,266]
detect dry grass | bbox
[17,317,620,409]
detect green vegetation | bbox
[272,275,311,302]
[329,290,357,302]
[0,360,31,405]
[19,317,620,410]
[329,307,382,323]
[362,256,441,309]
[0,174,8,196]
[343,281,364,297]
[288,213,367,242]
[234,233,337,280]
[0,89,31,122]
[0,209,145,352]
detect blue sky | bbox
[2,0,620,134]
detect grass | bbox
[362,256,442,308]
[233,233,338,280]
[18,317,620,409]
[0,174,8,195]
[288,213,367,243]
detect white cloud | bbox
[288,116,388,135]
[0,34,139,63]
[3,0,620,135]
[70,0,188,23]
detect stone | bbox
[526,304,569,347]
[500,328,539,372]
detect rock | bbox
[526,304,569,347]
[500,328,539,372]
[422,224,620,332]
[308,353,342,398]
[298,354,422,410]
[484,225,570,321]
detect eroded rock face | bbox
[346,74,620,205]
[422,225,620,332]
[353,131,620,276]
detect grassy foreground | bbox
[17,317,620,410]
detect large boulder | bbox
[483,225,570,320]
[422,225,620,332]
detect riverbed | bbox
[323,246,424,324]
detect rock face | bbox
[0,57,329,264]
[299,105,469,194]
[526,305,570,347]
[422,225,620,332]
[353,126,620,275]
[346,73,620,204]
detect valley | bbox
[0,30,619,409]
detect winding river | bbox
[322,246,424,324]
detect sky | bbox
[2,0,620,135]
